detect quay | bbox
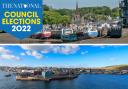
[15,69,78,81]
[16,75,78,81]
[16,76,50,81]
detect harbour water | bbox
[0,71,128,89]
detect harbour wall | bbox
[122,28,128,37]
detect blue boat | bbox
[61,28,77,42]
[87,26,98,38]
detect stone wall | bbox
[122,28,128,37]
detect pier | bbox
[16,75,78,81]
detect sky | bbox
[43,0,121,9]
[0,45,128,68]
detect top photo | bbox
[0,0,128,44]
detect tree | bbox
[43,5,120,24]
[43,11,62,24]
[60,15,70,25]
[43,5,50,11]
[112,7,120,18]
[55,9,73,16]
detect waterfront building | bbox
[20,70,42,76]
[19,72,32,78]
[42,71,54,78]
[120,0,128,27]
[21,70,35,73]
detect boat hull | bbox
[61,34,77,42]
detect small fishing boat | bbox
[51,30,61,39]
[43,30,52,39]
[31,32,42,39]
[83,27,90,39]
[108,21,122,38]
[87,26,98,38]
[61,28,77,42]
[5,74,11,77]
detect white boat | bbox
[61,28,74,35]
[87,26,98,38]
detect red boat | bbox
[31,32,43,39]
[43,31,52,38]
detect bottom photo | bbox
[0,45,128,89]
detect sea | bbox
[0,71,128,89]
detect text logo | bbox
[0,0,43,39]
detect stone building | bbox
[71,0,82,25]
[71,1,94,25]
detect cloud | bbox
[58,45,79,55]
[19,45,80,59]
[20,53,26,56]
[21,45,49,51]
[26,51,31,56]
[0,47,11,54]
[41,50,49,54]
[0,54,21,60]
[20,45,80,55]
[81,51,88,55]
[0,47,21,60]
[22,51,43,59]
[31,51,43,59]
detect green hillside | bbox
[103,65,128,70]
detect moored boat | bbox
[5,74,11,77]
[43,31,52,39]
[87,26,98,38]
[108,21,122,38]
[61,28,77,42]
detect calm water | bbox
[0,71,128,89]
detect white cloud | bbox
[41,50,49,54]
[20,45,80,55]
[31,51,43,59]
[0,47,11,54]
[0,47,21,61]
[20,53,26,56]
[21,45,49,51]
[81,51,88,55]
[58,45,79,55]
[24,51,43,59]
[26,51,32,56]
[0,54,21,60]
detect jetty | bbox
[16,75,78,81]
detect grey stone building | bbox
[71,1,82,25]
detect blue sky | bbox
[44,0,121,9]
[0,45,128,68]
